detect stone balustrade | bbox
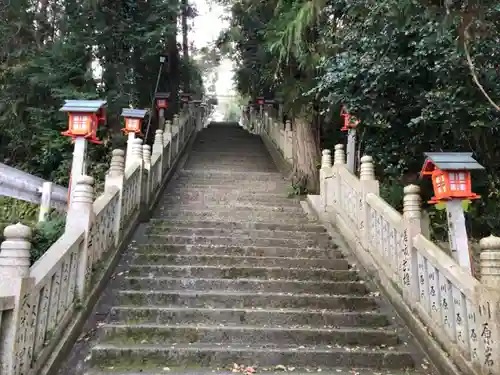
[313,146,500,375]
[0,108,205,375]
[259,114,500,375]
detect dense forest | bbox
[1,0,500,244]
[219,0,500,240]
[0,0,220,257]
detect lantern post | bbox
[340,106,360,174]
[155,92,170,132]
[60,99,106,205]
[420,152,484,275]
[191,99,202,131]
[180,92,192,111]
[121,108,148,167]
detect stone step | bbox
[116,290,377,310]
[89,343,415,370]
[121,276,367,295]
[154,211,313,223]
[131,254,345,268]
[131,244,336,259]
[178,170,285,180]
[158,195,301,206]
[143,234,334,249]
[109,306,390,328]
[173,178,287,186]
[126,265,356,281]
[144,226,325,241]
[155,203,305,213]
[100,323,399,347]
[148,219,326,233]
[86,370,428,375]
[182,165,279,172]
[164,186,292,197]
[170,184,289,194]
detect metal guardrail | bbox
[0,163,68,211]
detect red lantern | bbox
[156,99,168,109]
[420,153,483,204]
[122,118,143,135]
[61,112,102,144]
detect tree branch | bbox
[463,24,500,111]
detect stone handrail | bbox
[316,150,500,375]
[0,108,204,375]
[259,114,500,375]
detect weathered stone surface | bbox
[60,123,433,375]
[89,343,416,370]
[108,306,390,327]
[125,265,355,280]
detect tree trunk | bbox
[181,0,189,91]
[292,116,320,194]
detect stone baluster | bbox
[164,120,172,142]
[333,144,345,165]
[66,175,95,297]
[0,223,32,278]
[142,144,152,210]
[129,137,143,204]
[358,155,379,237]
[173,114,180,156]
[321,149,332,169]
[0,223,34,374]
[359,155,375,181]
[153,129,164,155]
[320,149,332,212]
[284,120,293,162]
[105,149,125,246]
[152,130,165,184]
[402,184,422,301]
[480,235,500,288]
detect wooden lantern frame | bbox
[420,152,484,204]
[121,108,148,136]
[60,100,107,144]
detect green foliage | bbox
[0,197,65,264]
[31,214,66,264]
[0,0,207,262]
[220,0,500,239]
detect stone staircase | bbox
[67,123,434,374]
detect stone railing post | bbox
[320,149,332,212]
[402,184,423,302]
[333,144,345,166]
[480,235,500,288]
[130,138,144,210]
[358,156,380,250]
[142,144,152,213]
[172,114,180,156]
[284,120,293,162]
[158,108,165,132]
[105,149,125,246]
[0,223,34,375]
[38,181,53,222]
[153,129,164,184]
[0,223,31,278]
[328,144,346,215]
[163,121,172,170]
[66,175,94,298]
[196,106,203,131]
